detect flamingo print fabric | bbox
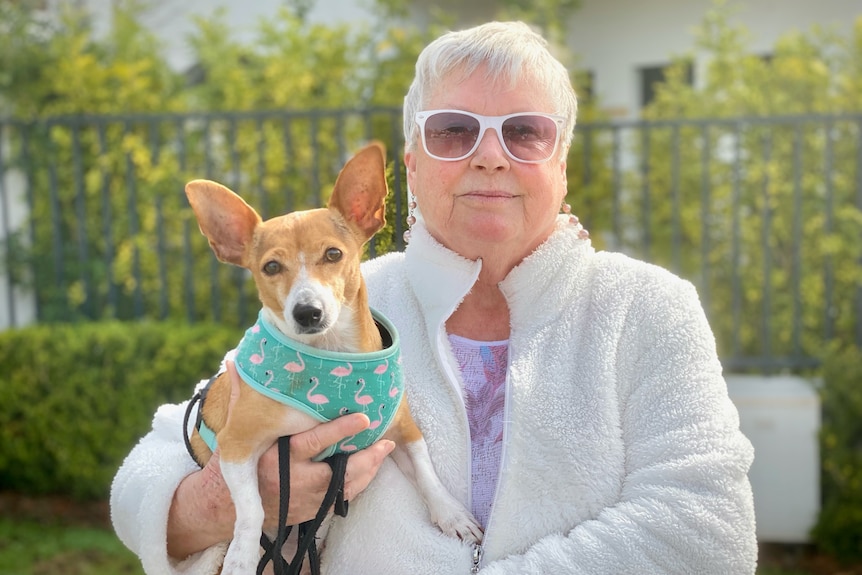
[226,310,404,460]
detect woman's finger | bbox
[289,413,371,460]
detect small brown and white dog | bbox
[185,142,481,575]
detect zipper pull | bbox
[471,543,483,574]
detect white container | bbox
[726,374,821,543]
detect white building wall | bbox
[566,0,860,117]
[63,0,861,117]
[80,0,378,71]
[0,150,37,330]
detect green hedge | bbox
[812,342,862,563]
[0,320,239,500]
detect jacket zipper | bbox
[472,339,514,572]
[436,327,485,574]
[471,543,483,574]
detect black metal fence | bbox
[1,108,860,373]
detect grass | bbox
[0,518,144,575]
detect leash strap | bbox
[182,390,201,462]
[257,438,350,575]
[289,452,349,575]
[183,374,218,466]
[258,436,293,575]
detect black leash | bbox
[257,436,292,575]
[257,438,350,575]
[182,390,201,461]
[183,374,217,466]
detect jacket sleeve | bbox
[110,389,229,575]
[480,276,757,575]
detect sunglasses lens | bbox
[501,115,559,162]
[422,112,481,159]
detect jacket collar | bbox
[405,219,481,346]
[404,216,594,336]
[500,216,594,328]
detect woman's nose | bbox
[470,128,509,169]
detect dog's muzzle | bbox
[293,303,326,333]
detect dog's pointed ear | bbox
[185,179,261,266]
[328,141,388,242]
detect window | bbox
[639,61,694,108]
[574,69,594,103]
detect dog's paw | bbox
[429,499,484,543]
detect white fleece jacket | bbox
[110,216,757,575]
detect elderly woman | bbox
[111,21,757,574]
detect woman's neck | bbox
[446,282,510,341]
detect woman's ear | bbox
[559,156,568,189]
[405,150,417,192]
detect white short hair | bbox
[403,21,578,157]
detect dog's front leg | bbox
[391,439,483,543]
[220,454,266,575]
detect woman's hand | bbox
[167,360,395,559]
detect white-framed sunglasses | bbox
[415,109,566,164]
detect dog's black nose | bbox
[293,304,323,328]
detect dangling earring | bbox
[403,190,417,244]
[562,202,590,240]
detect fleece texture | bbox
[110,216,756,574]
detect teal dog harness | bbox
[198,309,404,461]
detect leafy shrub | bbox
[0,320,239,500]
[640,6,862,367]
[811,341,862,563]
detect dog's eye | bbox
[324,248,342,263]
[262,261,282,275]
